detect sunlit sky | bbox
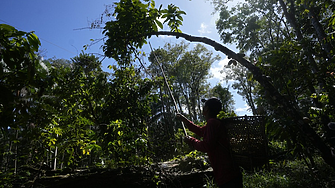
[1,0,251,115]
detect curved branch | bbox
[149,31,259,72]
[145,32,275,110]
[147,32,276,100]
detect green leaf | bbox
[177,10,186,15]
[0,24,17,33]
[27,33,40,51]
[161,14,168,19]
[152,22,158,31]
[247,73,253,81]
[177,15,183,21]
[155,19,163,29]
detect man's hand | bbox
[176,113,187,122]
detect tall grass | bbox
[205,157,335,188]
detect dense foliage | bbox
[215,0,335,168]
[0,20,234,186]
[100,0,335,170]
[148,42,222,122]
[2,0,335,187]
[0,24,155,186]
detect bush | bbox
[243,156,335,188]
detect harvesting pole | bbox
[149,43,188,137]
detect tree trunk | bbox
[241,80,257,115]
[303,3,333,58]
[246,89,257,115]
[54,135,58,170]
[190,94,197,121]
[14,129,18,175]
[279,0,326,87]
[176,92,184,114]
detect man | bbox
[177,97,242,188]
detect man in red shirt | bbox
[177,97,242,188]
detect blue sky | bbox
[1,0,251,115]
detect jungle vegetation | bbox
[1,0,335,187]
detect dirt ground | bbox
[32,159,213,188]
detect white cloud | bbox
[209,57,229,80]
[198,23,211,35]
[235,104,251,115]
[158,35,174,39]
[198,12,219,36]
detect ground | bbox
[30,158,213,188]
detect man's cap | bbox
[202,97,222,115]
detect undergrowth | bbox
[204,156,335,188]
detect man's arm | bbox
[176,113,204,137]
[186,119,220,152]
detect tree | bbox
[0,24,50,185]
[101,0,335,169]
[221,62,258,115]
[99,64,154,166]
[210,83,235,113]
[42,53,109,169]
[214,0,335,167]
[0,22,158,186]
[148,42,220,122]
[44,53,154,168]
[146,42,219,160]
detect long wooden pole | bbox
[149,43,188,136]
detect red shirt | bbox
[185,118,241,185]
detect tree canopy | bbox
[101,0,335,169]
[148,42,222,122]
